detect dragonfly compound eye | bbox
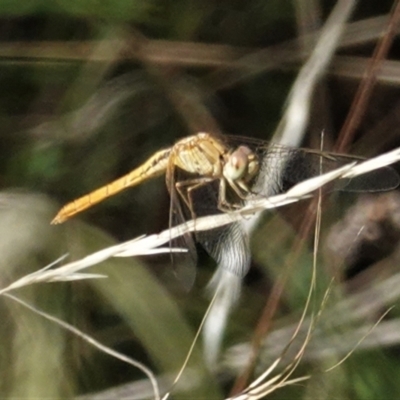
[245,153,259,182]
[224,146,253,181]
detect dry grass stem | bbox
[3,293,161,400]
[2,146,398,296]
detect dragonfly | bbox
[52,132,399,286]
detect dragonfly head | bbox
[223,146,259,182]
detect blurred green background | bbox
[1,0,400,399]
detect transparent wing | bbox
[188,179,251,277]
[167,164,197,290]
[223,135,399,196]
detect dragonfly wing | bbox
[249,144,399,197]
[333,165,399,192]
[168,166,197,290]
[190,180,251,277]
[196,222,251,277]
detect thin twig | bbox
[336,0,400,152]
[3,293,161,400]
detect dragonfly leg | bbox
[217,177,253,211]
[218,178,244,212]
[176,177,215,220]
[229,178,253,200]
[218,178,233,211]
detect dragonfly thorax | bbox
[173,133,227,177]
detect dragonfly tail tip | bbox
[51,214,65,225]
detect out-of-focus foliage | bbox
[1,1,400,399]
[0,0,155,20]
